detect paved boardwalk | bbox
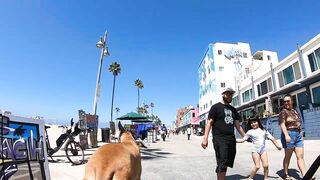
[49,133,320,179]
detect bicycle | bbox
[44,118,84,165]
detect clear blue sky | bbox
[1,0,319,127]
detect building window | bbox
[219,66,224,71]
[278,62,301,88]
[312,86,320,106]
[283,66,294,84]
[257,105,265,118]
[260,80,268,95]
[257,78,274,97]
[267,55,271,60]
[218,50,222,55]
[208,66,210,74]
[221,82,225,88]
[192,113,195,118]
[210,100,212,106]
[242,89,253,103]
[241,109,254,121]
[232,96,239,106]
[308,47,320,72]
[243,52,248,58]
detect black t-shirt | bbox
[208,102,240,135]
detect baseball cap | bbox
[222,87,236,94]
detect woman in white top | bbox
[237,116,281,180]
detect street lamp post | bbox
[93,31,110,115]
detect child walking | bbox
[237,116,282,180]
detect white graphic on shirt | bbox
[224,108,234,124]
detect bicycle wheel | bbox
[65,141,84,165]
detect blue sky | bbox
[1,0,319,127]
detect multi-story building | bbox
[198,33,320,138]
[175,107,189,128]
[236,34,320,120]
[180,107,199,127]
[198,42,252,122]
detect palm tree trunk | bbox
[110,75,116,122]
[137,88,140,110]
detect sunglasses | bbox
[224,92,234,96]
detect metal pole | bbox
[93,31,108,115]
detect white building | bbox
[198,33,320,138]
[236,34,320,120]
[198,42,252,121]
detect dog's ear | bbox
[118,121,125,132]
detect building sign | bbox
[0,115,50,180]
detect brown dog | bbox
[83,122,141,180]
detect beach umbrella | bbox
[131,119,153,123]
[116,112,147,120]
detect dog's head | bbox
[118,121,136,143]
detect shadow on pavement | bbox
[226,174,248,179]
[276,169,302,180]
[227,174,279,179]
[140,147,173,160]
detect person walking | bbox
[237,116,281,180]
[279,94,307,180]
[187,126,191,140]
[161,124,167,142]
[201,87,246,180]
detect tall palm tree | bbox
[109,62,121,123]
[134,79,144,111]
[150,102,154,118]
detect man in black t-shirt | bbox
[201,87,245,180]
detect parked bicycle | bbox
[44,118,84,165]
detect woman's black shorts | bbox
[212,134,236,173]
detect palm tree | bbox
[109,62,121,123]
[137,103,149,115]
[150,102,154,118]
[154,115,162,126]
[115,107,120,130]
[134,79,144,111]
[143,103,149,114]
[115,107,120,118]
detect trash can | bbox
[101,128,110,143]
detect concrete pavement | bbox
[48,133,320,179]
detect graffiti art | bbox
[1,115,50,180]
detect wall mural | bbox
[224,48,243,72]
[0,115,50,180]
[199,45,217,98]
